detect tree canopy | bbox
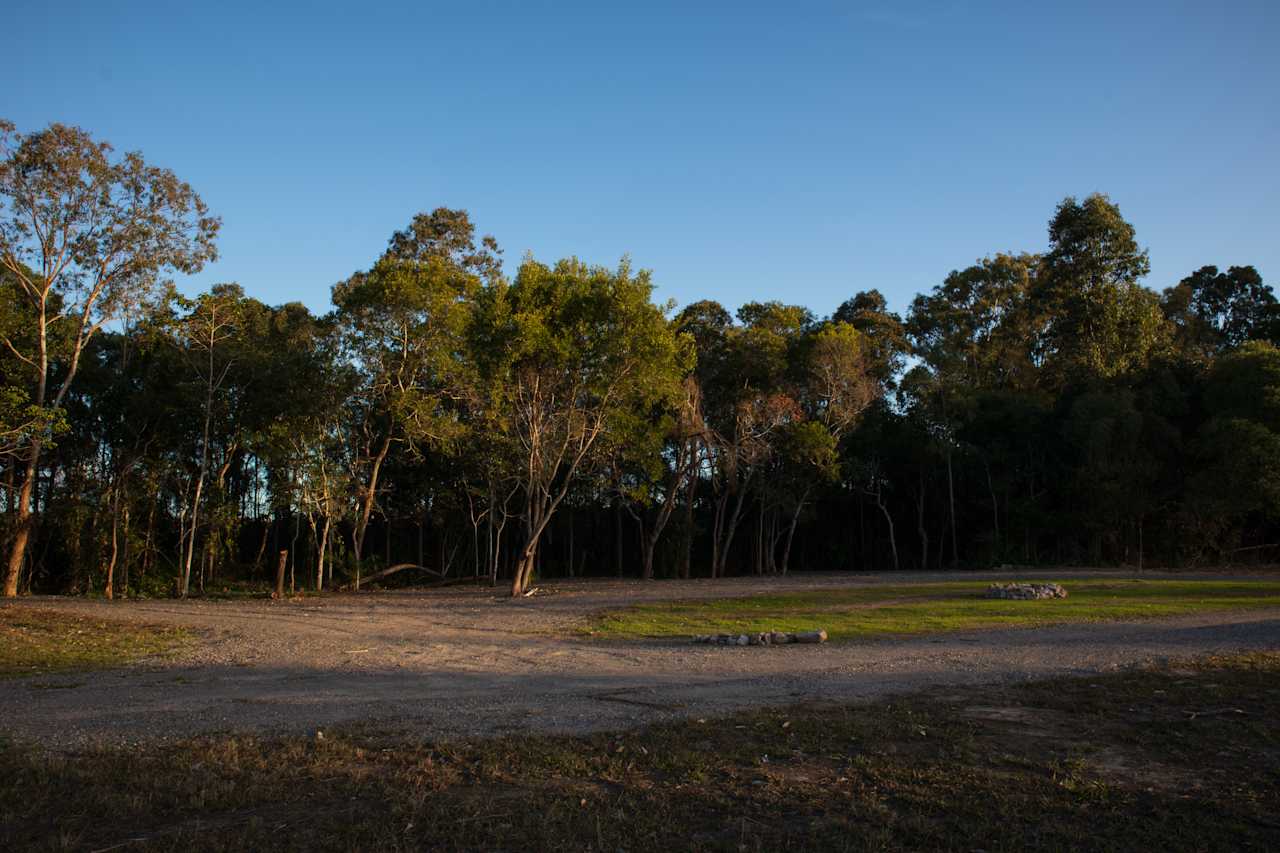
[3,119,1279,599]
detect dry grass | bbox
[2,652,1278,851]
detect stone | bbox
[690,628,828,646]
[985,582,1067,600]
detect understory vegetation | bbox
[5,119,1280,601]
[3,653,1277,851]
[587,579,1280,640]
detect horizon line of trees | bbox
[3,120,1280,599]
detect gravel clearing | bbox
[2,571,1278,750]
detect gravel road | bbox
[3,571,1278,749]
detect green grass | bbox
[586,579,1280,641]
[0,608,193,678]
[3,652,1278,851]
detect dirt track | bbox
[3,571,1279,749]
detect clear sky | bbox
[9,0,1279,318]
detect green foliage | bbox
[1163,264,1278,359]
[2,132,1279,590]
[1033,194,1168,383]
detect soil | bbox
[2,570,1278,750]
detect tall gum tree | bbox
[0,121,218,597]
[332,208,493,568]
[470,257,690,596]
[1032,194,1169,385]
[170,284,246,597]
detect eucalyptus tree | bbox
[470,257,689,595]
[332,208,493,567]
[701,302,813,576]
[0,263,65,464]
[906,252,1042,564]
[1162,265,1277,362]
[775,320,878,570]
[1031,194,1169,385]
[0,120,218,597]
[832,289,910,389]
[614,374,706,580]
[169,284,247,595]
[240,301,340,573]
[1186,342,1280,559]
[908,254,1038,391]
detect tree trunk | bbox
[1137,514,1144,573]
[614,501,624,578]
[181,399,214,597]
[946,448,958,567]
[877,489,899,572]
[715,471,753,578]
[916,470,930,572]
[353,433,393,564]
[104,483,121,601]
[512,494,543,596]
[3,439,41,597]
[680,464,697,579]
[711,491,727,578]
[985,461,1000,556]
[290,510,299,593]
[121,503,132,598]
[275,549,288,599]
[567,509,575,578]
[252,517,271,577]
[141,496,156,586]
[780,486,810,575]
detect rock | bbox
[985,582,1067,600]
[690,628,827,646]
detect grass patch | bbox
[2,653,1278,850]
[586,579,1280,641]
[0,608,193,678]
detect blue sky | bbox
[9,1,1279,318]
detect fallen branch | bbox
[344,563,442,591]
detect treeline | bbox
[3,121,1279,599]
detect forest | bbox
[3,120,1279,599]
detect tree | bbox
[908,254,1037,392]
[170,284,247,596]
[1188,344,1280,558]
[0,120,218,597]
[615,375,706,580]
[832,289,910,388]
[1032,194,1168,383]
[332,208,492,568]
[1163,265,1277,360]
[470,257,690,595]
